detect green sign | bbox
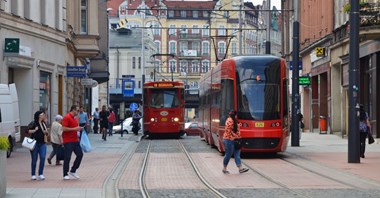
[299,76,311,85]
[4,38,20,53]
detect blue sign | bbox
[130,103,138,111]
[122,79,134,97]
[67,66,87,77]
[289,61,303,70]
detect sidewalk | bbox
[5,133,139,198]
[286,132,380,186]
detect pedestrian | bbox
[27,110,49,180]
[47,115,64,166]
[108,108,116,136]
[62,105,83,180]
[222,110,249,174]
[92,107,99,134]
[99,105,109,141]
[359,104,371,158]
[78,106,89,138]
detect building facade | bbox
[0,0,104,134]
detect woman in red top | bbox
[222,110,249,174]
[107,108,116,136]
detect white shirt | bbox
[50,121,63,144]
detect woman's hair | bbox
[34,110,44,122]
[359,105,367,122]
[229,110,238,133]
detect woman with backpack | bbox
[359,104,371,158]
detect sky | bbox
[249,0,282,9]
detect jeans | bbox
[48,142,60,161]
[108,123,114,136]
[63,142,83,176]
[223,139,241,167]
[30,143,47,176]
[93,119,99,133]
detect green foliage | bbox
[343,2,371,13]
[0,137,10,151]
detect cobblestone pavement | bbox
[5,132,380,198]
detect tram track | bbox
[138,139,226,198]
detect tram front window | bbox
[150,89,179,108]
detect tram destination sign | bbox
[299,76,311,85]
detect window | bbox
[202,25,209,36]
[201,60,210,73]
[181,10,186,17]
[155,41,160,53]
[180,60,188,73]
[202,41,209,55]
[138,57,141,69]
[224,11,229,18]
[232,42,237,54]
[192,25,199,34]
[180,25,187,34]
[153,24,160,35]
[168,10,174,17]
[218,41,226,54]
[138,81,141,89]
[203,11,209,18]
[80,0,87,33]
[193,10,198,18]
[132,57,136,69]
[169,60,177,73]
[169,24,176,35]
[218,26,226,36]
[169,41,177,54]
[180,41,188,55]
[192,42,199,52]
[191,61,199,73]
[150,89,180,108]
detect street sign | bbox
[67,66,87,77]
[81,78,98,87]
[4,38,20,53]
[122,79,134,97]
[299,76,311,85]
[289,60,302,70]
[130,103,138,111]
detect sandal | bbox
[222,170,230,174]
[239,168,249,173]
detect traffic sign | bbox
[130,103,138,111]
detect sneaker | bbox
[31,175,37,180]
[239,168,249,173]
[39,175,45,180]
[63,175,70,180]
[69,172,80,179]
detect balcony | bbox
[67,25,100,58]
[360,4,380,27]
[179,33,201,40]
[178,50,202,59]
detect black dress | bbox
[99,111,109,129]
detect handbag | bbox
[80,130,92,152]
[22,137,36,151]
[368,131,375,145]
[234,139,242,149]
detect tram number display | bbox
[255,122,265,127]
[154,83,174,87]
[161,118,168,122]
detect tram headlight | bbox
[150,118,155,122]
[173,117,179,122]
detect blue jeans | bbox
[30,143,47,176]
[223,139,241,167]
[63,142,83,176]
[108,123,114,136]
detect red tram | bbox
[198,55,289,153]
[143,81,185,137]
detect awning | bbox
[88,71,110,84]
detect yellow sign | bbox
[315,47,325,57]
[154,83,174,88]
[255,122,264,127]
[161,118,167,122]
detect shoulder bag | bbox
[22,137,36,151]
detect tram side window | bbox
[220,79,234,126]
[143,89,149,107]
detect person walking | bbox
[359,104,371,158]
[107,108,116,136]
[78,106,89,138]
[47,115,64,165]
[27,110,49,180]
[222,110,249,174]
[99,105,109,141]
[62,105,83,180]
[92,108,99,134]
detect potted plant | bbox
[343,1,372,13]
[0,136,9,198]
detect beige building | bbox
[0,0,104,133]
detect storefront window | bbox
[40,72,51,125]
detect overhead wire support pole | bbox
[239,0,243,55]
[348,0,360,163]
[291,0,300,146]
[265,0,271,54]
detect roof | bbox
[163,0,217,9]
